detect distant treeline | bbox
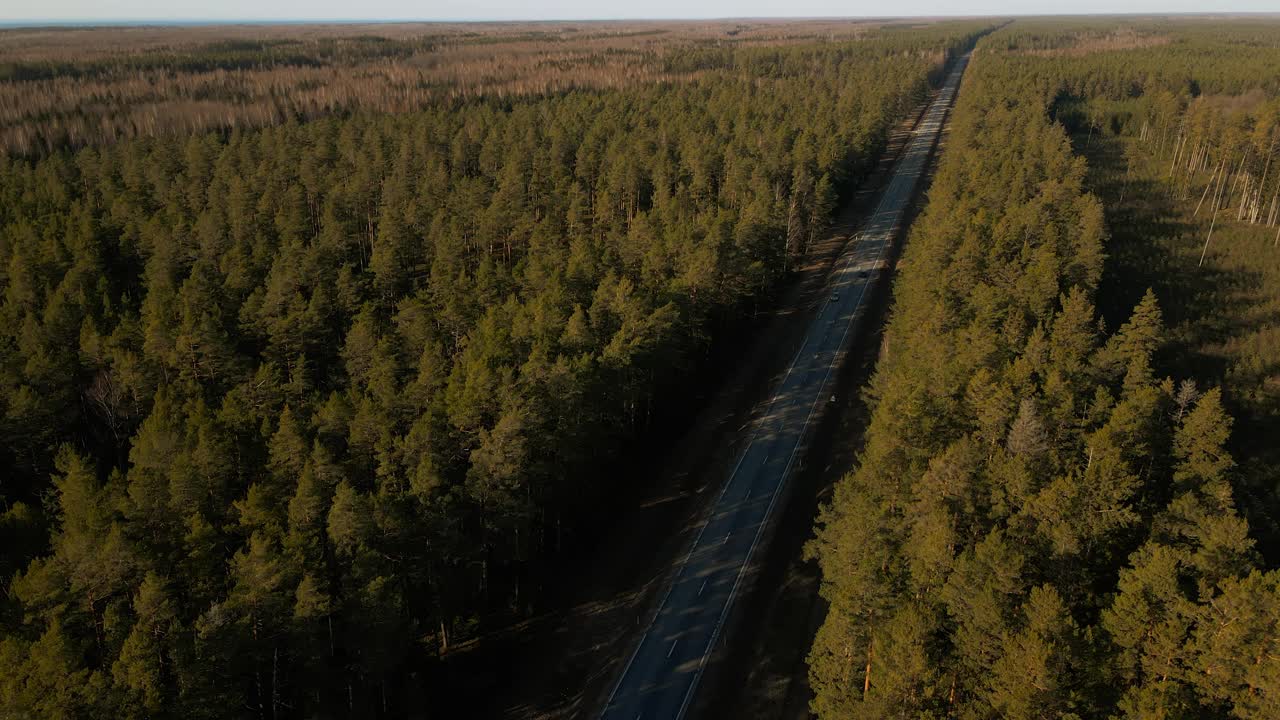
[0,21,972,157]
[0,36,429,82]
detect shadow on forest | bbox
[1080,135,1273,377]
[1075,129,1280,558]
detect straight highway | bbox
[599,51,971,720]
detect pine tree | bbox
[988,585,1085,720]
[113,572,180,714]
[1172,388,1234,492]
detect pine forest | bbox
[1,13,1278,720]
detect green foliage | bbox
[0,23,994,718]
[808,19,1280,720]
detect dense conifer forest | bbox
[807,19,1280,720]
[0,20,989,718]
[7,15,1278,720]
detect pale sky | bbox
[1,0,1277,23]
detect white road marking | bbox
[698,579,708,597]
[603,630,647,713]
[666,640,678,659]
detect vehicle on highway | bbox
[830,292,839,301]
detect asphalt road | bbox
[598,52,970,720]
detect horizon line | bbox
[4,11,1280,28]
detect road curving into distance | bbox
[599,51,971,720]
